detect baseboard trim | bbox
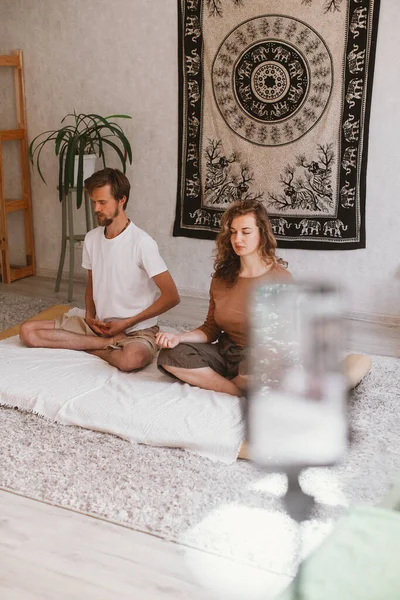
[36,268,87,283]
[347,311,400,328]
[177,286,209,299]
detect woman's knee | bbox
[157,362,195,383]
[159,363,178,374]
[157,347,185,376]
[158,363,195,377]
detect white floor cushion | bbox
[0,310,244,464]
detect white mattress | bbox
[0,310,245,463]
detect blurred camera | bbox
[246,281,348,471]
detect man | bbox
[20,168,180,372]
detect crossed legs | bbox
[160,353,372,396]
[19,319,153,372]
[162,353,372,463]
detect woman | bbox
[156,200,293,396]
[157,199,371,396]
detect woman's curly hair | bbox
[213,200,287,285]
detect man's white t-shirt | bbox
[82,222,167,333]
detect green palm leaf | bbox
[76,147,85,209]
[58,145,68,202]
[29,111,133,208]
[101,138,127,172]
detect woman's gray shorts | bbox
[157,333,247,379]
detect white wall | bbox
[1,0,399,318]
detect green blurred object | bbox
[278,506,400,600]
[379,478,400,512]
[28,111,132,209]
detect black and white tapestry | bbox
[174,0,380,249]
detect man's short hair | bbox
[85,168,131,209]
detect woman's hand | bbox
[156,331,181,349]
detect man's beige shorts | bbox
[54,315,159,356]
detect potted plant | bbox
[28,111,133,208]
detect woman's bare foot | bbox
[238,440,249,460]
[231,373,248,391]
[344,353,372,390]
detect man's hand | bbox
[85,317,108,336]
[97,319,131,337]
[155,331,181,349]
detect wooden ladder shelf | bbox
[0,50,35,283]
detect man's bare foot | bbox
[113,332,126,342]
[89,333,126,352]
[109,332,127,347]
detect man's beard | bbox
[97,216,113,227]
[96,206,119,227]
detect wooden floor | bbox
[0,276,399,599]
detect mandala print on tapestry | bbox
[174,0,380,248]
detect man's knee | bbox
[19,321,39,347]
[118,345,153,372]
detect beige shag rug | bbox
[1,292,400,577]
